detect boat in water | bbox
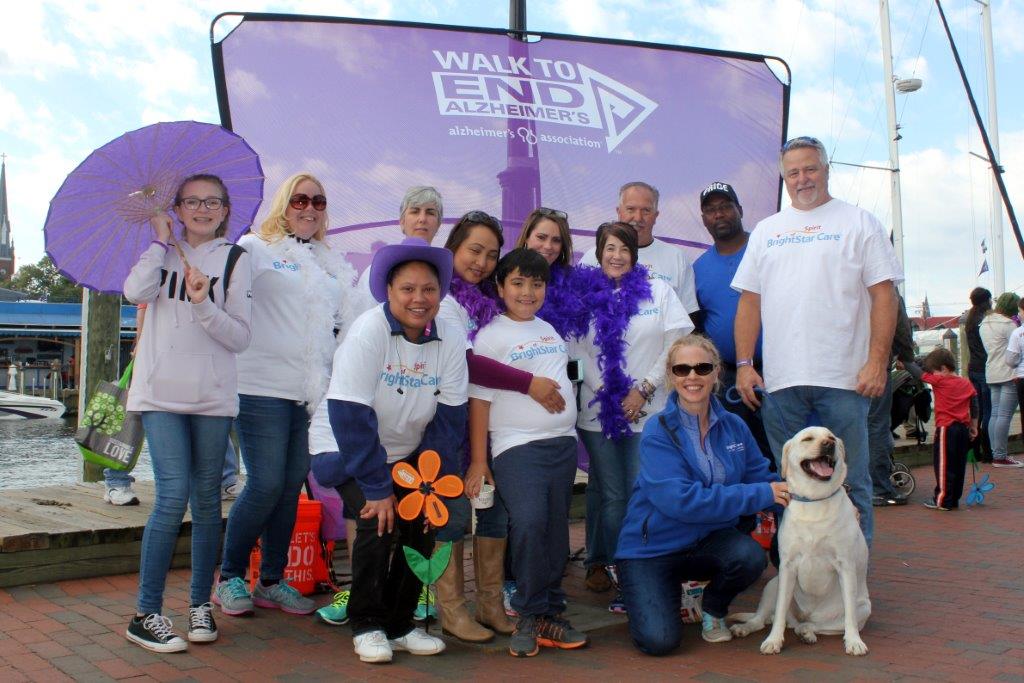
[0,391,67,420]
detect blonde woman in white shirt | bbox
[214,173,361,615]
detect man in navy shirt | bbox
[692,182,774,468]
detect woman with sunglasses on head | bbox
[615,335,784,656]
[571,222,693,614]
[515,208,589,341]
[214,173,361,617]
[428,210,567,642]
[123,174,252,652]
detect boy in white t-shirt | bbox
[468,248,587,658]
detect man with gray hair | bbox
[582,181,699,316]
[732,135,902,548]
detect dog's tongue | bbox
[809,457,834,478]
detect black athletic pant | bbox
[933,423,969,509]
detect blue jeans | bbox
[220,395,311,583]
[584,464,604,567]
[137,411,231,614]
[868,372,898,498]
[579,429,640,566]
[618,528,766,656]
[762,386,873,547]
[222,420,240,487]
[988,381,1016,460]
[492,436,577,618]
[104,468,134,489]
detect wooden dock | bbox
[0,481,228,588]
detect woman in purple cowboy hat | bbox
[310,237,469,664]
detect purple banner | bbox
[214,16,788,266]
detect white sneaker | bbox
[104,485,140,506]
[221,481,244,500]
[388,627,445,655]
[353,630,393,663]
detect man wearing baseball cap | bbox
[692,182,773,467]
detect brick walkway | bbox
[2,463,1022,682]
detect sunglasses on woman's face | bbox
[289,193,327,211]
[671,362,716,377]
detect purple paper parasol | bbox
[44,120,264,295]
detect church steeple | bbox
[0,155,15,280]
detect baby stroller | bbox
[887,365,928,497]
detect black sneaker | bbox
[126,614,188,653]
[536,615,589,649]
[187,602,218,643]
[509,615,539,657]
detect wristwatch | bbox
[736,358,755,368]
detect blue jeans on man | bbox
[762,385,874,547]
[618,527,765,656]
[868,372,900,499]
[137,411,230,614]
[219,395,311,584]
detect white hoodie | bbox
[124,239,253,416]
[979,312,1018,385]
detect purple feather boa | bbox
[576,264,652,440]
[448,275,502,341]
[538,265,590,340]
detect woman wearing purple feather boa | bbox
[572,222,693,613]
[431,211,566,643]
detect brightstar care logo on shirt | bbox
[380,361,440,389]
[509,336,567,362]
[766,225,841,248]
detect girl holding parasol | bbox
[124,173,253,653]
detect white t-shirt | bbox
[316,305,468,462]
[469,315,577,457]
[437,296,475,350]
[583,237,699,313]
[236,235,345,402]
[571,278,693,433]
[731,198,903,392]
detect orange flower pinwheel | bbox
[392,450,464,527]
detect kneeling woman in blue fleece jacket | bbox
[616,335,789,655]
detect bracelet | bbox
[151,240,169,251]
[736,358,755,368]
[638,379,656,403]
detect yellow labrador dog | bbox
[730,426,871,656]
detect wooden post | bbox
[79,289,122,482]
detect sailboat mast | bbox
[879,0,905,295]
[978,0,1003,293]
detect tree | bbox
[1,256,83,302]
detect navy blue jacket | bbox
[616,393,778,560]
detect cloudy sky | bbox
[3,0,1023,315]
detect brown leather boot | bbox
[473,536,516,635]
[434,540,494,642]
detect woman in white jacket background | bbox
[215,173,361,616]
[981,292,1024,468]
[123,173,253,653]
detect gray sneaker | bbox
[252,580,316,615]
[213,577,254,617]
[509,615,539,657]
